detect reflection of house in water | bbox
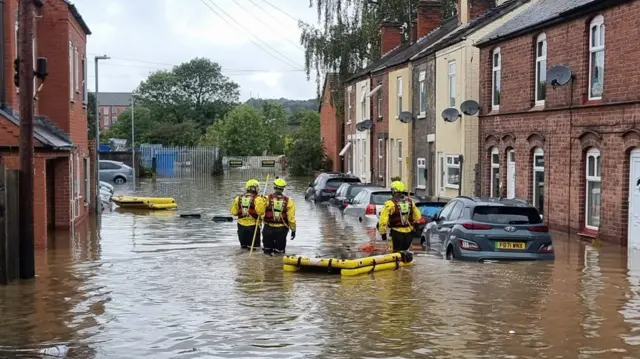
[621,248,640,345]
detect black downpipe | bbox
[0,0,5,108]
[458,154,464,197]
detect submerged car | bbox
[305,172,361,203]
[343,188,394,224]
[412,199,447,238]
[330,183,384,210]
[422,196,553,262]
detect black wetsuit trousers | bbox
[237,223,261,249]
[390,230,413,252]
[262,225,289,254]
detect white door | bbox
[437,153,445,197]
[507,150,516,199]
[628,149,640,249]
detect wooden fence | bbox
[0,164,19,285]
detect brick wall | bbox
[343,83,357,172]
[320,76,341,171]
[478,1,640,245]
[411,56,437,197]
[371,73,389,185]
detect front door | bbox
[507,150,516,199]
[628,149,640,249]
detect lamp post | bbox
[94,55,109,215]
[131,94,135,189]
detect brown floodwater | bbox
[1,175,640,358]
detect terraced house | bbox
[475,0,639,245]
[0,0,93,248]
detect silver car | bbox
[343,188,393,224]
[99,160,133,184]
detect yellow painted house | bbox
[387,65,412,189]
[432,0,531,199]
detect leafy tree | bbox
[102,107,153,143]
[134,57,240,130]
[285,110,330,175]
[145,120,201,146]
[200,105,269,156]
[262,101,288,154]
[87,92,97,139]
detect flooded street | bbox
[1,176,640,358]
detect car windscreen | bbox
[416,203,445,217]
[370,191,393,205]
[472,206,543,224]
[326,178,361,189]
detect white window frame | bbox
[490,147,500,197]
[397,140,403,180]
[445,154,460,189]
[74,46,79,93]
[84,156,90,204]
[396,76,403,117]
[69,41,74,100]
[585,148,601,230]
[360,85,366,121]
[360,139,366,176]
[535,33,547,104]
[82,55,88,103]
[419,71,426,117]
[377,139,383,178]
[347,87,352,124]
[377,92,383,119]
[14,18,18,93]
[448,61,456,107]
[416,158,426,189]
[492,47,501,110]
[532,147,544,215]
[588,15,605,100]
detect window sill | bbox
[445,185,459,190]
[417,114,426,120]
[585,98,602,105]
[577,228,599,239]
[530,103,545,111]
[416,185,426,190]
[70,99,75,104]
[377,117,383,121]
[488,107,499,115]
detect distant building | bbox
[319,73,341,172]
[97,92,131,129]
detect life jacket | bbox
[388,197,414,228]
[237,193,258,219]
[264,193,289,225]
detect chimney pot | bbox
[458,0,496,24]
[416,0,442,39]
[379,21,403,56]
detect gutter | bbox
[476,0,632,47]
[0,0,4,108]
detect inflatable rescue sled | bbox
[112,196,178,210]
[282,251,414,276]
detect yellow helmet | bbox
[274,178,287,188]
[391,181,405,192]
[245,179,260,190]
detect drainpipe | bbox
[0,0,5,108]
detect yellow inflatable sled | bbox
[282,251,414,276]
[111,196,177,210]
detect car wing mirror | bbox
[430,214,439,221]
[309,183,313,187]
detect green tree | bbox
[87,92,97,139]
[200,104,269,156]
[285,110,330,175]
[102,106,153,143]
[134,58,240,131]
[261,101,288,154]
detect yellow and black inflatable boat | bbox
[112,196,177,210]
[282,251,414,276]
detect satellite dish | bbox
[356,122,365,132]
[442,108,460,123]
[460,100,480,116]
[398,111,413,123]
[547,65,573,87]
[361,119,373,130]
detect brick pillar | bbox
[54,156,70,228]
[380,22,402,56]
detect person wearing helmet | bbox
[262,177,296,255]
[377,180,422,252]
[230,179,267,249]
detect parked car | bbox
[343,188,394,224]
[305,172,361,203]
[99,160,133,184]
[411,199,447,238]
[329,183,384,210]
[421,196,553,262]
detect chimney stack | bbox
[411,20,418,42]
[380,21,403,56]
[416,0,443,39]
[458,0,496,25]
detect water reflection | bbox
[2,176,640,357]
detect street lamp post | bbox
[94,55,110,215]
[131,94,136,189]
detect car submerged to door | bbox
[305,173,361,203]
[329,183,384,210]
[343,188,394,224]
[422,196,553,262]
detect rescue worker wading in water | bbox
[230,179,266,250]
[262,178,296,255]
[377,181,422,252]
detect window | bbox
[112,116,118,124]
[14,18,18,91]
[585,148,601,229]
[361,85,367,121]
[347,88,352,123]
[69,41,74,100]
[84,157,90,203]
[532,148,544,216]
[419,71,426,116]
[438,200,457,220]
[75,153,80,197]
[396,76,403,116]
[74,46,79,93]
[377,139,383,178]
[370,191,393,205]
[70,155,75,218]
[490,147,500,197]
[472,206,543,224]
[445,155,460,189]
[397,140,403,180]
[448,61,456,107]
[535,34,547,103]
[416,158,426,189]
[492,48,501,108]
[32,36,36,96]
[347,141,353,174]
[103,107,109,115]
[82,56,88,103]
[377,93,383,119]
[589,15,605,100]
[450,201,464,220]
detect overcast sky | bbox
[74,0,320,101]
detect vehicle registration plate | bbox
[495,241,525,250]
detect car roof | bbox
[454,196,533,208]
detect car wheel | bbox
[446,244,455,260]
[114,176,126,184]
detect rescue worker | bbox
[377,180,422,252]
[230,179,266,250]
[262,178,296,255]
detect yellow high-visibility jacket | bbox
[378,197,422,235]
[229,194,266,227]
[262,195,296,231]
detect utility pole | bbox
[18,0,35,279]
[131,94,135,189]
[93,55,109,215]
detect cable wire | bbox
[260,0,301,23]
[230,0,304,50]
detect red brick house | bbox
[475,0,639,245]
[318,73,342,172]
[0,0,94,248]
[97,92,131,129]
